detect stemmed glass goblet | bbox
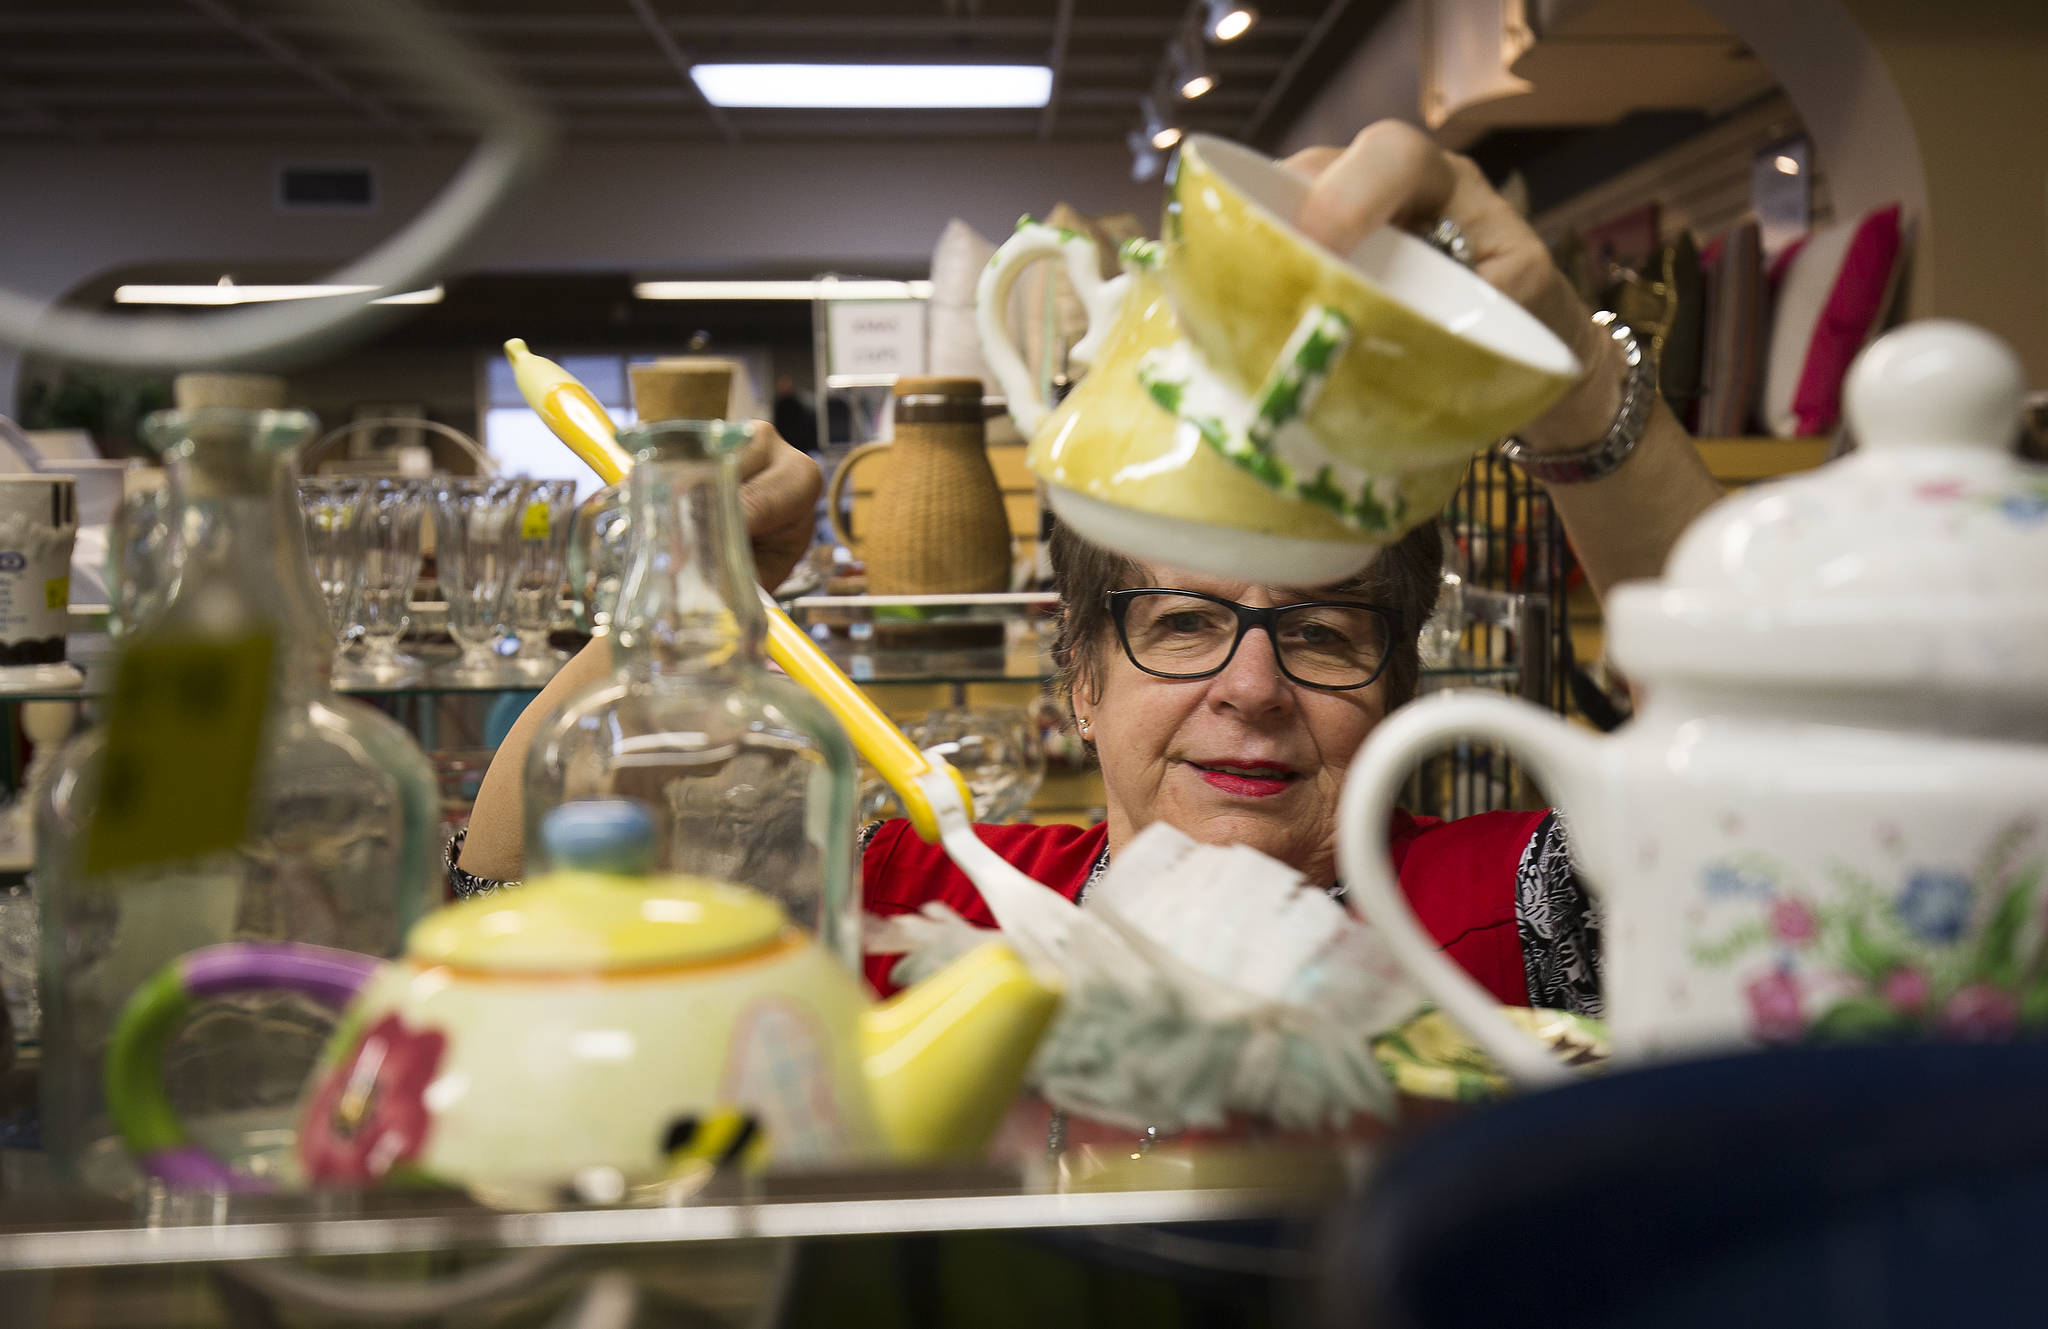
[506,478,578,680]
[298,476,367,657]
[343,475,428,686]
[430,476,528,684]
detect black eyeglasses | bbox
[1105,589,1399,691]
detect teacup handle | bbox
[1337,692,1604,1089]
[975,220,1128,436]
[105,941,382,1190]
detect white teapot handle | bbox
[975,220,1128,436]
[1337,691,1606,1089]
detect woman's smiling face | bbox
[1070,564,1389,885]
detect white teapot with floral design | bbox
[1340,320,2048,1086]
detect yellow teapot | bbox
[106,801,1059,1204]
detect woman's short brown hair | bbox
[1048,518,1445,718]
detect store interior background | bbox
[0,0,2043,825]
[7,0,2044,416]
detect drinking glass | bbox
[1004,705,1049,818]
[345,476,428,685]
[507,478,577,680]
[1418,567,1467,669]
[858,762,903,826]
[297,476,366,650]
[107,482,182,639]
[914,705,1043,824]
[0,881,38,1050]
[430,476,527,683]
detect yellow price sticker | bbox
[520,501,551,541]
[81,632,276,877]
[44,577,68,611]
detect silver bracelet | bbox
[1497,311,1657,485]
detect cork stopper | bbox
[629,358,735,423]
[173,372,288,411]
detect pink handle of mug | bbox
[1337,692,1604,1089]
[974,220,1127,437]
[105,942,382,1190]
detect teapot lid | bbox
[1607,321,2048,697]
[408,802,788,973]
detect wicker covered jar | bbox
[828,377,1012,595]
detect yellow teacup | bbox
[976,135,1580,583]
[1011,262,1467,584]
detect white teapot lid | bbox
[1607,320,2048,698]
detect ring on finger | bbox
[1421,217,1473,268]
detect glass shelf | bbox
[1420,660,1521,690]
[821,640,1053,686]
[0,1163,1330,1274]
[11,599,1527,705]
[0,653,1521,704]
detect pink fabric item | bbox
[1789,205,1901,435]
[1762,205,1903,437]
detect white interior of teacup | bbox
[1186,136,1579,377]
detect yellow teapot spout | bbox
[859,942,1061,1162]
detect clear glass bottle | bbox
[525,421,859,963]
[35,408,440,1194]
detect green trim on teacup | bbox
[1006,213,1089,248]
[1136,354,1408,534]
[1119,237,1162,270]
[1135,300,1415,536]
[1246,305,1352,455]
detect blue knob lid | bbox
[540,800,658,877]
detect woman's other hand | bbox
[1284,121,1618,455]
[737,421,822,589]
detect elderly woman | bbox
[457,122,1721,1014]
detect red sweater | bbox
[860,809,1548,1005]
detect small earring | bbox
[1077,717,1092,735]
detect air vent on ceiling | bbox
[276,164,377,213]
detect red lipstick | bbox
[1187,759,1298,798]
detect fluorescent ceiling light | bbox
[690,63,1052,109]
[634,279,933,301]
[114,281,443,306]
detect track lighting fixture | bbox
[1140,95,1183,151]
[1203,1,1258,42]
[1171,39,1215,100]
[1127,130,1166,182]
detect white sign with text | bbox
[826,300,927,381]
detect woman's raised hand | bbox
[1284,121,1620,452]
